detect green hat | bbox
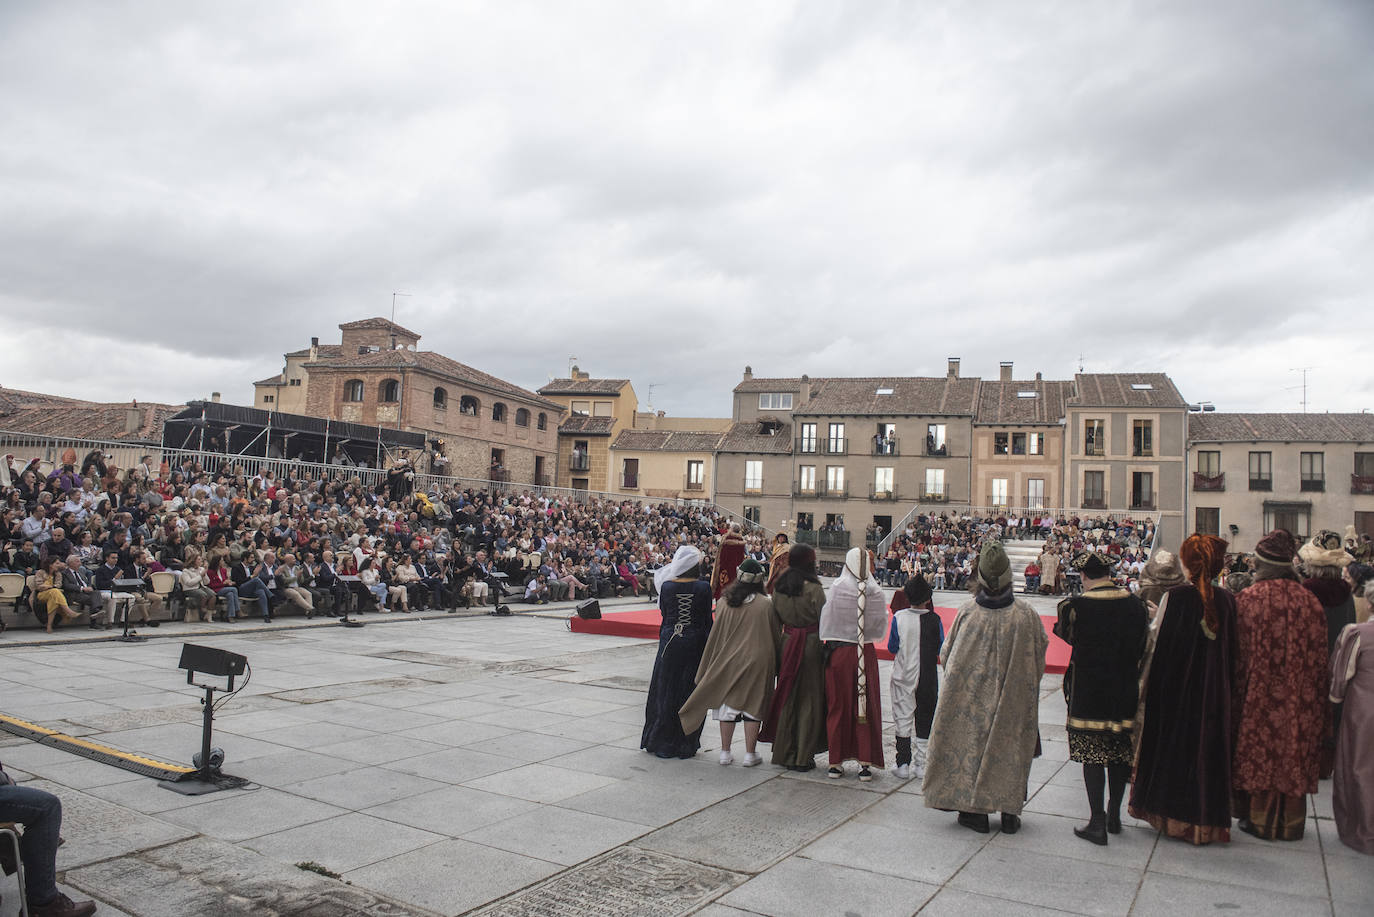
[737,558,766,583]
[978,540,1013,592]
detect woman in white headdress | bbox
[819,547,888,780]
[642,544,715,758]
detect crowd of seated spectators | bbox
[0,450,734,629]
[875,512,1157,593]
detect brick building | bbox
[254,318,562,482]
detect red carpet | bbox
[570,604,1071,674]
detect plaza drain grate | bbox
[470,846,744,916]
[0,712,195,781]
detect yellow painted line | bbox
[1,711,194,774]
[51,735,194,773]
[0,713,60,736]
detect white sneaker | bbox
[719,750,734,766]
[891,763,911,780]
[741,752,762,767]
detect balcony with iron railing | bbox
[489,468,510,484]
[868,485,899,502]
[918,486,949,502]
[985,495,1011,510]
[1081,496,1107,510]
[683,475,705,492]
[924,442,949,457]
[1300,476,1325,493]
[538,474,553,487]
[744,479,764,495]
[1131,491,1157,511]
[823,438,849,456]
[795,438,819,455]
[1193,472,1225,492]
[793,481,822,498]
[795,529,852,550]
[819,482,849,499]
[569,454,591,472]
[871,437,900,457]
[1353,474,1374,495]
[620,473,638,490]
[1249,475,1272,492]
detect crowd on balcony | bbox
[0,449,737,629]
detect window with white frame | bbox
[744,460,763,492]
[799,465,817,492]
[925,468,945,497]
[991,478,1008,506]
[826,466,845,493]
[874,467,893,494]
[799,422,817,453]
[759,393,793,410]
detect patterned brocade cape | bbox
[922,591,1048,815]
[1233,578,1329,797]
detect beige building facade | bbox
[971,365,1071,513]
[1186,413,1374,546]
[253,318,561,482]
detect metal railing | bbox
[620,474,639,489]
[683,476,705,492]
[1300,477,1325,493]
[823,438,848,455]
[919,487,949,502]
[795,530,851,550]
[869,485,899,502]
[568,455,591,472]
[871,438,899,456]
[1192,472,1225,492]
[1353,474,1374,495]
[1249,476,1272,491]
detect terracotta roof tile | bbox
[612,430,724,452]
[0,387,182,443]
[799,377,981,416]
[718,421,793,454]
[975,380,1074,425]
[733,377,805,393]
[1069,373,1186,408]
[558,415,617,435]
[538,378,630,395]
[253,373,285,386]
[1189,413,1374,443]
[338,317,422,339]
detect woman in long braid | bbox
[819,547,887,780]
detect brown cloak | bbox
[679,593,781,733]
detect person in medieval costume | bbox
[710,522,748,600]
[765,532,790,595]
[888,573,943,780]
[1037,542,1060,595]
[1232,529,1328,841]
[1330,615,1374,854]
[1130,533,1237,845]
[820,547,888,780]
[680,558,781,767]
[642,545,713,759]
[923,540,1047,833]
[1137,549,1186,614]
[759,544,827,770]
[1301,530,1355,656]
[1054,550,1149,845]
[1301,529,1356,764]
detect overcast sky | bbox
[2,1,1371,418]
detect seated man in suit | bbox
[61,554,101,627]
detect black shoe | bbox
[858,766,873,782]
[29,891,98,917]
[958,812,990,834]
[1106,811,1122,834]
[1000,813,1021,834]
[1074,817,1108,846]
[147,620,160,627]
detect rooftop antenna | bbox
[390,291,410,324]
[1077,352,1084,374]
[1289,367,1314,413]
[646,383,658,412]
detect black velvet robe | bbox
[641,579,714,757]
[1129,583,1237,841]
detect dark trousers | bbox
[236,578,271,617]
[0,783,63,906]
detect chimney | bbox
[742,365,753,380]
[211,392,222,403]
[309,336,319,360]
[1000,362,1013,382]
[1035,372,1042,381]
[124,400,141,434]
[799,374,811,404]
[947,357,960,378]
[389,333,398,351]
[571,366,589,381]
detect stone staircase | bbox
[1002,539,1045,592]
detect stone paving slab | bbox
[0,610,1361,916]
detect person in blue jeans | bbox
[0,760,98,916]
